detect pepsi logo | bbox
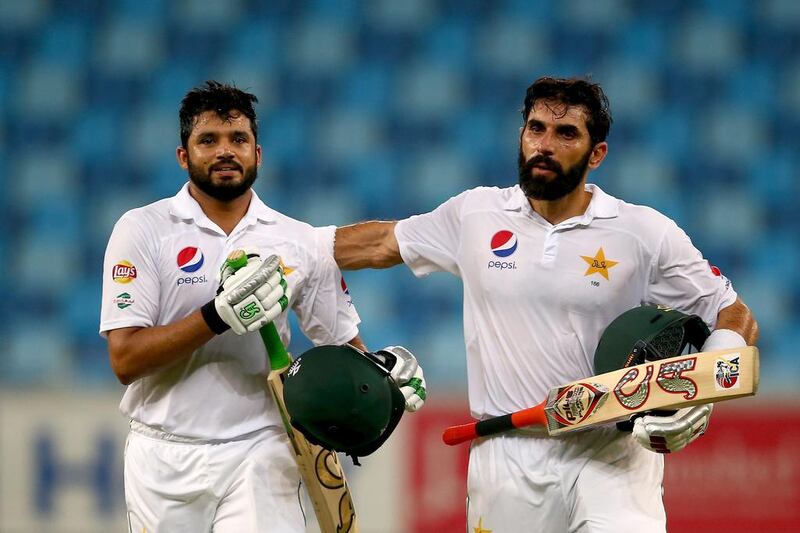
[490,230,518,258]
[177,247,204,273]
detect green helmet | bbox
[283,345,406,460]
[594,304,710,375]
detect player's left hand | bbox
[374,345,427,412]
[632,404,713,453]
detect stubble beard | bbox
[187,158,258,202]
[517,146,592,201]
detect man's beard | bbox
[518,147,592,201]
[187,158,258,201]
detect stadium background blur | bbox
[1,1,798,532]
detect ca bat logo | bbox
[613,357,698,410]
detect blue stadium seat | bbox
[94,19,164,75]
[36,18,90,68]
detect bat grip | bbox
[261,322,291,371]
[442,402,548,446]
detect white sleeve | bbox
[291,225,361,345]
[99,214,161,337]
[645,221,738,328]
[394,190,468,278]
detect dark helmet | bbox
[283,345,406,460]
[594,304,710,375]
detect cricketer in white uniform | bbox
[332,77,758,532]
[100,81,426,533]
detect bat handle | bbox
[261,322,291,371]
[442,402,548,446]
[442,422,481,445]
[223,250,291,371]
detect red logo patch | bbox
[112,261,137,283]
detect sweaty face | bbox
[183,110,259,201]
[518,100,595,201]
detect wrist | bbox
[201,300,230,335]
[702,328,746,352]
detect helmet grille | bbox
[649,322,686,360]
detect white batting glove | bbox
[632,404,712,453]
[632,327,747,454]
[374,346,427,412]
[201,252,291,335]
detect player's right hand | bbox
[201,251,291,335]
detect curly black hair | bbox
[179,80,259,148]
[522,77,612,145]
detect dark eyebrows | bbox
[193,129,253,141]
[555,124,580,136]
[526,119,582,135]
[527,118,543,129]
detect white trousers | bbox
[124,423,305,533]
[466,427,666,533]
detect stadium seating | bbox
[0,0,797,391]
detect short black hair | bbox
[179,80,259,148]
[522,77,612,145]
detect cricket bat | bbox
[225,251,359,532]
[443,346,758,446]
[261,322,359,533]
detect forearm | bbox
[714,298,759,345]
[334,221,403,270]
[107,310,216,385]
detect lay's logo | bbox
[112,260,137,283]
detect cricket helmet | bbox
[283,344,406,460]
[594,304,710,375]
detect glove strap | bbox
[201,300,230,335]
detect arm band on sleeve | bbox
[701,328,746,352]
[201,300,230,335]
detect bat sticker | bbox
[545,382,609,430]
[715,354,740,390]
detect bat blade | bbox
[262,323,359,533]
[443,346,758,445]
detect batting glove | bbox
[632,327,747,454]
[632,404,712,453]
[374,346,427,412]
[201,251,291,335]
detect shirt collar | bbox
[503,183,619,222]
[168,182,278,231]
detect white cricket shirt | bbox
[395,184,737,419]
[100,183,360,439]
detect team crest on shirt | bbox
[279,257,295,276]
[473,517,492,532]
[112,260,137,283]
[580,247,619,281]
